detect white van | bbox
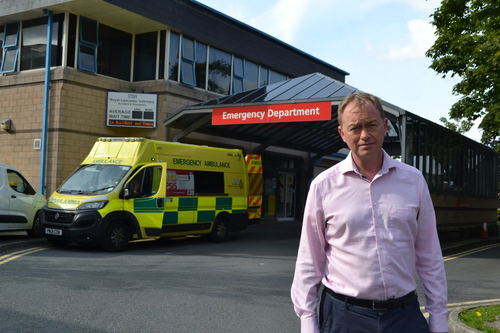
[0,163,46,237]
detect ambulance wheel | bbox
[210,217,229,243]
[102,221,130,252]
[26,212,40,238]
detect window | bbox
[179,35,207,88]
[0,25,4,67]
[208,47,231,95]
[21,14,64,71]
[97,23,132,81]
[78,17,98,72]
[270,70,286,84]
[233,56,244,93]
[260,66,269,86]
[195,41,207,89]
[194,171,224,195]
[168,31,179,81]
[133,31,157,82]
[232,57,259,93]
[129,166,161,198]
[67,14,76,67]
[244,60,258,91]
[1,22,20,73]
[58,164,131,194]
[7,170,36,195]
[181,36,195,86]
[158,30,166,80]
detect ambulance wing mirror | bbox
[123,183,130,200]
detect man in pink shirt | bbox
[291,92,448,333]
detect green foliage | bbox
[426,1,500,150]
[497,208,500,221]
[439,116,474,134]
[459,305,500,332]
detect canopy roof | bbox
[163,73,405,157]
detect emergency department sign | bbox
[212,101,331,125]
[106,92,158,128]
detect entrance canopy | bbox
[163,73,405,159]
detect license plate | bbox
[45,228,62,236]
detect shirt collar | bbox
[339,149,398,176]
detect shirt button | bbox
[383,268,386,272]
[374,203,378,206]
[379,246,383,249]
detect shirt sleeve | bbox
[414,176,449,332]
[291,181,327,333]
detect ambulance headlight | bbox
[79,201,108,210]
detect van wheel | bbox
[102,221,130,252]
[26,212,40,238]
[210,218,229,243]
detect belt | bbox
[324,287,416,310]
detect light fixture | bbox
[1,119,11,131]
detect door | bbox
[276,172,295,220]
[7,170,36,230]
[123,163,167,239]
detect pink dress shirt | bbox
[291,151,448,332]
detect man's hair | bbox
[338,92,385,126]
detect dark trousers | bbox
[319,289,429,333]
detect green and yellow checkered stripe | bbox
[162,197,247,225]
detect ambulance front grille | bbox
[45,212,75,224]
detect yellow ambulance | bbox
[38,137,262,251]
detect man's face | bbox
[338,100,388,162]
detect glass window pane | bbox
[79,44,96,72]
[0,25,4,66]
[208,47,231,95]
[168,31,179,81]
[80,17,98,45]
[260,67,269,86]
[97,23,132,81]
[21,18,47,70]
[158,30,166,80]
[21,15,64,71]
[244,60,258,91]
[133,31,157,82]
[234,56,243,77]
[182,36,194,60]
[181,59,195,86]
[270,70,286,84]
[67,14,77,67]
[1,48,18,72]
[233,78,244,94]
[4,22,19,47]
[195,41,206,89]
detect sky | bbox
[196,0,482,143]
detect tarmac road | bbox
[1,222,500,333]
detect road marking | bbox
[419,244,500,315]
[0,247,49,265]
[443,243,500,261]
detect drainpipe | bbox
[40,9,53,195]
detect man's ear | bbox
[338,125,346,143]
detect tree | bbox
[439,116,473,134]
[426,0,500,150]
